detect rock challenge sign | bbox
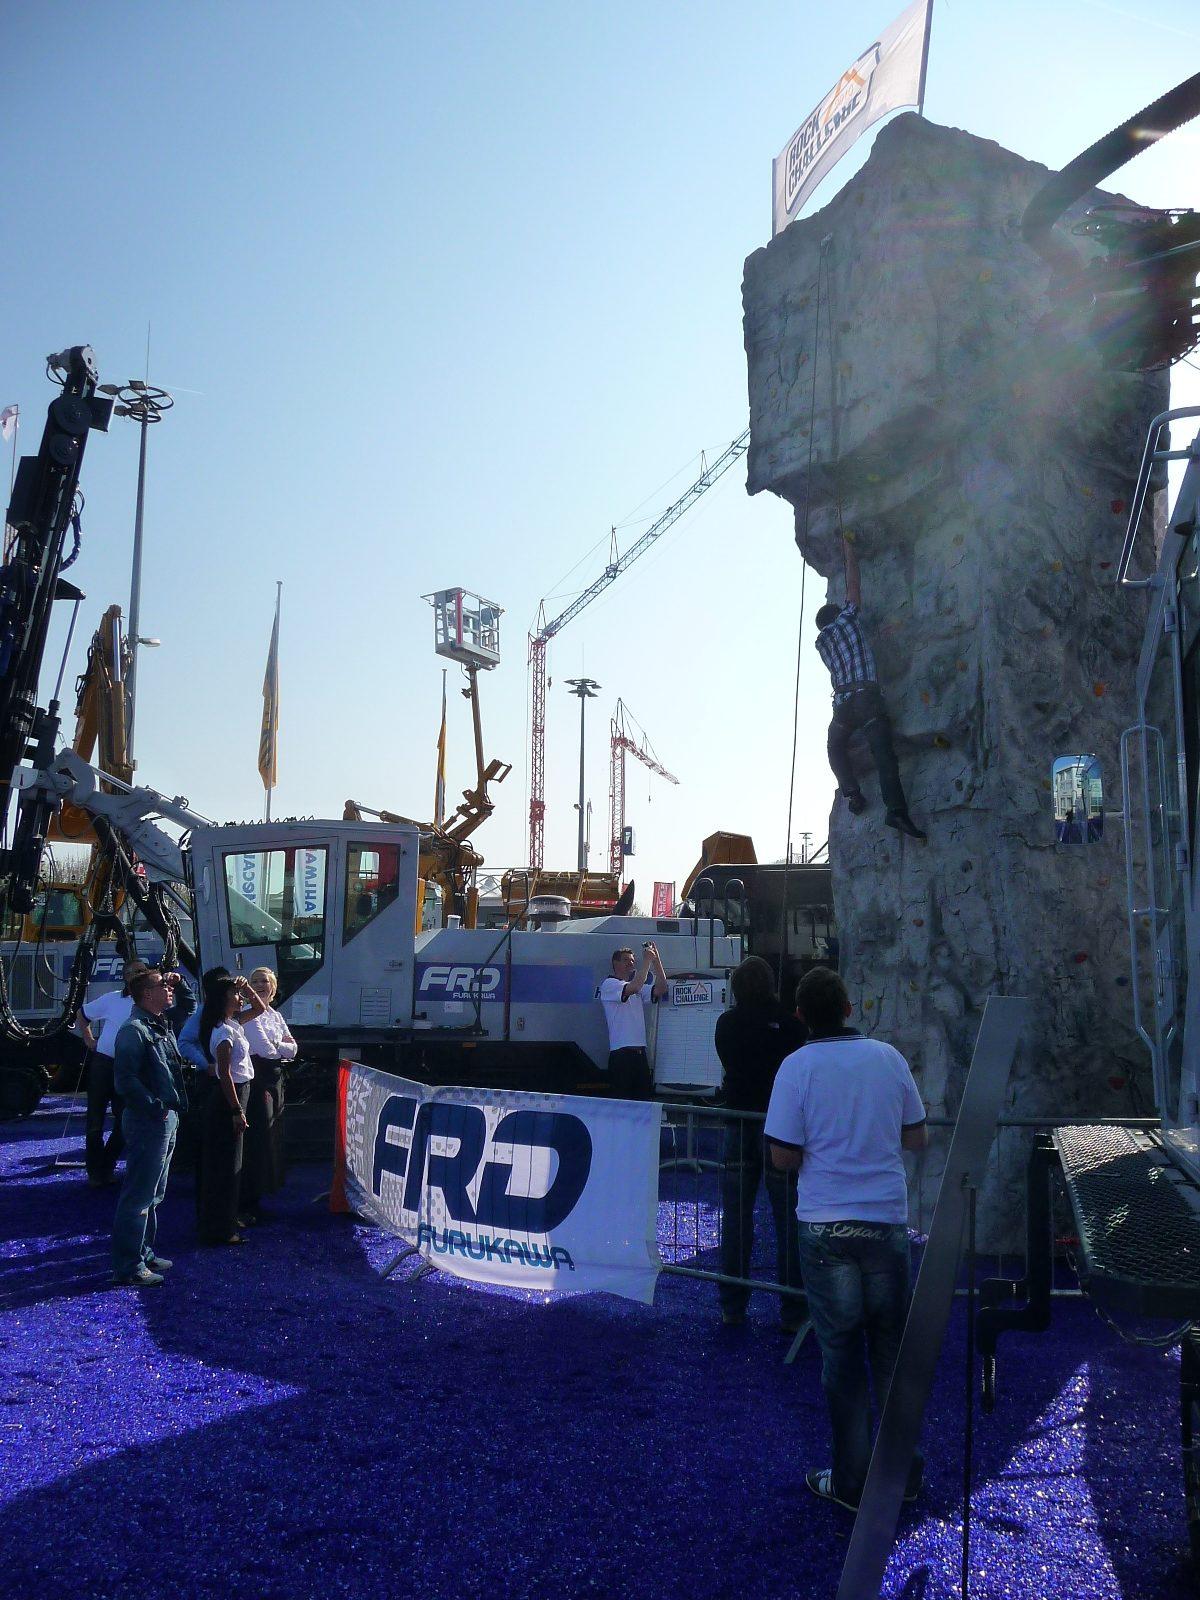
[772,0,930,236]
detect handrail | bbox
[691,875,716,969]
[1119,725,1153,1052]
[468,868,531,1036]
[1117,407,1200,588]
[723,877,747,963]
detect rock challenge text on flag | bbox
[772,0,931,236]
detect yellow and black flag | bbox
[259,584,281,810]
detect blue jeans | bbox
[111,1108,178,1279]
[718,1124,805,1322]
[797,1220,922,1505]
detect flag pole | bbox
[434,667,448,826]
[4,410,16,562]
[917,0,934,116]
[265,581,281,823]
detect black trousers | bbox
[827,685,908,816]
[718,1122,806,1323]
[240,1056,286,1212]
[607,1047,653,1101]
[197,1080,250,1244]
[85,1053,124,1181]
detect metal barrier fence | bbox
[656,1102,1161,1318]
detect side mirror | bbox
[1052,754,1104,845]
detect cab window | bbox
[222,847,327,1001]
[344,844,400,943]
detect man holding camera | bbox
[110,964,190,1287]
[598,943,668,1100]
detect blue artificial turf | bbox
[0,1100,1195,1600]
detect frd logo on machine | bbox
[371,1095,593,1269]
[418,963,502,999]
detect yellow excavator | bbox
[21,602,133,942]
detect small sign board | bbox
[671,979,713,1008]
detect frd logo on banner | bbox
[335,1062,663,1303]
[373,1096,592,1267]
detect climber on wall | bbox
[814,536,927,842]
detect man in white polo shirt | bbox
[77,961,143,1187]
[598,943,668,1099]
[765,964,928,1512]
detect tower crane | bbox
[608,698,678,884]
[527,430,748,870]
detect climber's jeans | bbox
[827,685,908,816]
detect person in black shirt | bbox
[715,955,807,1329]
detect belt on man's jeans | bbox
[833,682,879,704]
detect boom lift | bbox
[343,587,512,929]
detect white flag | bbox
[772,0,931,237]
[0,405,17,442]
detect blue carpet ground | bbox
[0,1100,1194,1600]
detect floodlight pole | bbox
[566,678,600,873]
[100,381,174,768]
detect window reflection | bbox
[1052,754,1104,844]
[344,845,401,943]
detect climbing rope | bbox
[779,240,831,968]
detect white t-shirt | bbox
[599,975,653,1051]
[209,1020,254,1084]
[81,992,135,1058]
[243,1006,298,1061]
[764,1033,926,1224]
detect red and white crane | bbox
[526,430,747,870]
[608,699,678,884]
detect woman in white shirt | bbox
[196,975,266,1246]
[240,966,298,1219]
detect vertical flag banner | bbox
[258,590,280,795]
[772,0,932,236]
[433,669,447,826]
[298,848,325,917]
[652,881,676,917]
[0,405,17,442]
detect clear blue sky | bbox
[2,1,1197,895]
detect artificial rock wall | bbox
[743,114,1168,1238]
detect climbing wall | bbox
[742,114,1169,1241]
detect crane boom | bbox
[608,698,678,882]
[527,429,747,869]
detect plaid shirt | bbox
[815,603,877,703]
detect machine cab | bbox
[187,820,421,1033]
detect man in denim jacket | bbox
[111,965,189,1286]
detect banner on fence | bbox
[334,1061,663,1303]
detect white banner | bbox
[339,1063,663,1304]
[298,848,324,917]
[772,0,930,236]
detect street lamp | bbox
[565,678,600,872]
[97,379,173,766]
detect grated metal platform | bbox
[1055,1124,1200,1319]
